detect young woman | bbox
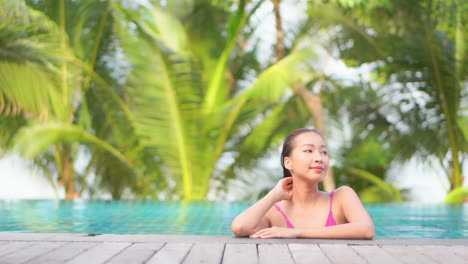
[231,128,374,239]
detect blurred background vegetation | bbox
[0,0,466,203]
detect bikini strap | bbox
[325,190,337,227]
[274,204,295,228]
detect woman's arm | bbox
[231,177,293,237]
[296,221,374,239]
[250,222,374,239]
[334,185,375,239]
[250,186,375,239]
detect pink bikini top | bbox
[274,191,337,228]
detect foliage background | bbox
[0,0,466,203]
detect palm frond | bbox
[444,187,468,204]
[12,122,134,170]
[206,48,316,178]
[202,0,247,112]
[0,0,65,69]
[116,4,201,199]
[242,48,315,102]
[234,96,311,168]
[117,3,188,56]
[0,61,68,120]
[347,167,403,201]
[0,114,25,156]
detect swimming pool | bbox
[0,200,466,239]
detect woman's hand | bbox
[250,226,298,238]
[271,177,293,201]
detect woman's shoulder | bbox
[332,186,359,199]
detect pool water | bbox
[0,200,466,239]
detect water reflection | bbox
[367,203,466,238]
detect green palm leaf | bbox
[116,5,199,199]
[234,96,312,169]
[12,122,133,169]
[444,187,468,204]
[203,0,247,113]
[117,3,188,56]
[242,48,315,102]
[208,48,316,167]
[347,167,403,201]
[0,61,68,120]
[0,1,73,121]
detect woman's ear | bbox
[284,157,292,170]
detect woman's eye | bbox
[305,149,312,153]
[321,151,328,155]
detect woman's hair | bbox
[281,128,324,178]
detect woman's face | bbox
[284,132,329,181]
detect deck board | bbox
[183,243,225,264]
[381,245,438,264]
[27,242,100,264]
[0,241,39,257]
[450,245,468,260]
[1,241,67,264]
[350,245,403,264]
[319,244,366,264]
[258,244,294,264]
[223,243,258,264]
[66,242,131,264]
[0,233,467,264]
[289,244,331,264]
[417,245,466,264]
[146,243,193,264]
[106,243,164,264]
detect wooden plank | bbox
[381,245,437,264]
[28,242,100,264]
[0,241,67,264]
[319,244,366,264]
[146,243,193,264]
[449,246,468,261]
[223,243,258,264]
[258,244,293,264]
[0,241,38,257]
[288,244,330,264]
[107,243,164,264]
[183,243,225,264]
[350,245,403,264]
[418,246,466,264]
[66,242,131,264]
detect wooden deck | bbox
[0,232,467,263]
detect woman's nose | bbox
[313,152,323,162]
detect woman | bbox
[231,128,375,239]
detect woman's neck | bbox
[290,178,322,206]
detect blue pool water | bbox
[0,200,466,239]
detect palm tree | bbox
[115,0,316,200]
[0,0,139,199]
[310,0,467,196]
[1,0,314,200]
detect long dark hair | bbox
[281,128,324,178]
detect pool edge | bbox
[1,232,467,245]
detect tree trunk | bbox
[63,145,78,200]
[272,0,285,61]
[295,82,336,191]
[271,0,335,191]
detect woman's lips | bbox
[310,166,323,172]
